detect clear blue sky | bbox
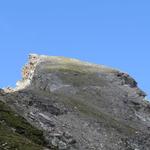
[0,0,150,98]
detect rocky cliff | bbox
[0,54,150,150]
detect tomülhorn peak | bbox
[0,54,150,150]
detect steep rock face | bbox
[1,54,150,150]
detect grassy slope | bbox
[0,100,46,150]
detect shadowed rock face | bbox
[0,54,150,150]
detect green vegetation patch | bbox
[42,62,116,74]
[0,100,47,150]
[40,66,109,87]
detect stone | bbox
[51,137,59,147]
[58,141,67,150]
[0,54,150,150]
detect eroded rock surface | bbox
[1,54,150,150]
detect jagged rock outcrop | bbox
[0,54,150,150]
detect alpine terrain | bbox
[0,54,150,150]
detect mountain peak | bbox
[15,54,117,91]
[1,54,149,150]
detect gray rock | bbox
[1,54,150,150]
[51,137,59,147]
[58,141,67,150]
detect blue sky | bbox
[0,0,150,98]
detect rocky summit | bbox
[0,54,150,150]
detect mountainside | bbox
[0,99,47,150]
[0,54,150,150]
